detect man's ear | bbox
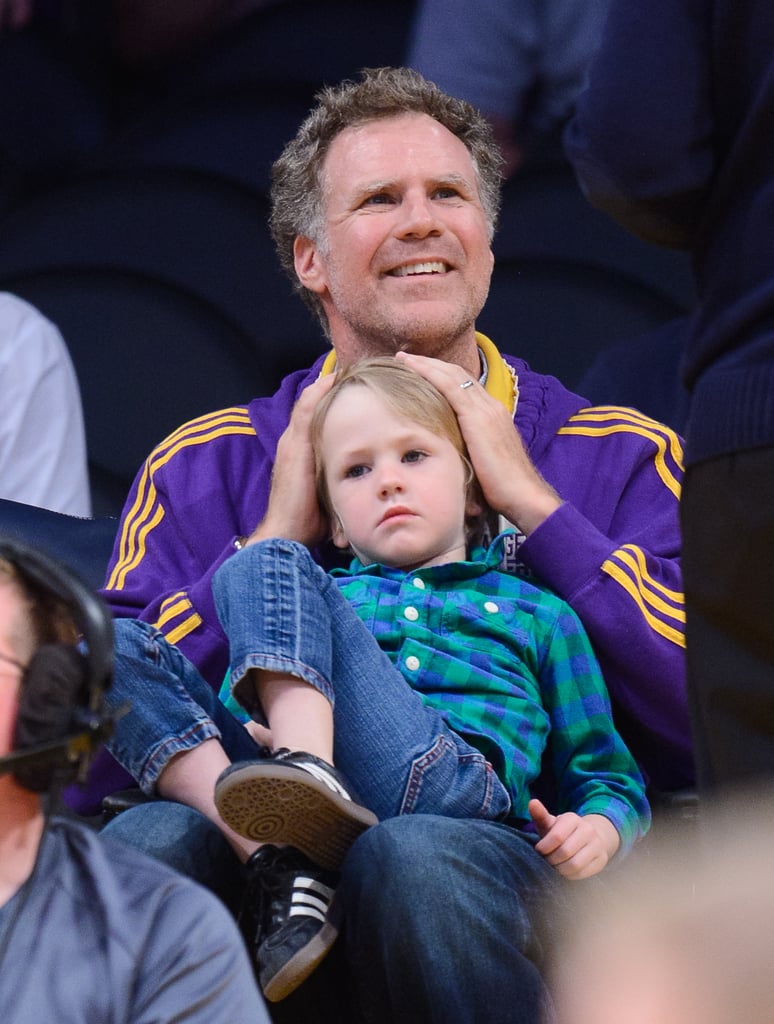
[294,235,328,294]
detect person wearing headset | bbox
[0,541,268,1023]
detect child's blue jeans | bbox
[105,538,511,822]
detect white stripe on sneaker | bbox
[292,892,329,915]
[286,875,335,924]
[296,761,352,800]
[289,904,327,923]
[295,876,335,898]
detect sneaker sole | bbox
[261,917,339,1002]
[214,762,378,870]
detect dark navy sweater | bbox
[565,0,774,465]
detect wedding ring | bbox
[459,379,475,390]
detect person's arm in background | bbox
[564,0,713,247]
[406,0,539,176]
[408,0,609,176]
[0,294,91,516]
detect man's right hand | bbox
[244,373,336,548]
[395,351,562,535]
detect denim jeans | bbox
[103,804,564,1024]
[106,538,510,822]
[104,617,263,794]
[101,537,563,1022]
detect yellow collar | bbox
[319,332,518,413]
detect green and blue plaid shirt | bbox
[332,533,650,852]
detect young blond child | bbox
[213,357,650,995]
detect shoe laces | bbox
[242,844,335,938]
[241,844,286,939]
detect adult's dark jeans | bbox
[103,806,564,1023]
[682,448,774,792]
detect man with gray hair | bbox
[89,67,689,1022]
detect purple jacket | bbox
[83,334,690,811]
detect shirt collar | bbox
[320,333,518,414]
[333,530,515,582]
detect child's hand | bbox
[528,798,620,879]
[244,720,272,748]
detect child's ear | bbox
[465,494,483,518]
[331,516,350,550]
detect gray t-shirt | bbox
[0,817,268,1023]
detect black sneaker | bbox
[242,843,339,1002]
[215,750,378,871]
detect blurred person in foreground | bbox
[552,787,774,1024]
[0,540,268,1022]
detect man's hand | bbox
[395,351,561,535]
[244,373,336,548]
[528,798,620,879]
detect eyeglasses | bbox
[0,650,26,673]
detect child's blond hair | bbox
[310,357,489,548]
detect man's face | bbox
[0,580,31,759]
[295,113,495,365]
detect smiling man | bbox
[87,68,689,1023]
[293,112,495,369]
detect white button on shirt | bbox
[484,601,500,614]
[405,655,421,671]
[411,577,426,589]
[404,606,420,622]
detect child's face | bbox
[320,385,478,570]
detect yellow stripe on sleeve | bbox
[558,408,683,499]
[163,613,203,646]
[107,408,256,591]
[601,545,686,648]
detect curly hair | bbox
[0,559,77,673]
[270,66,504,335]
